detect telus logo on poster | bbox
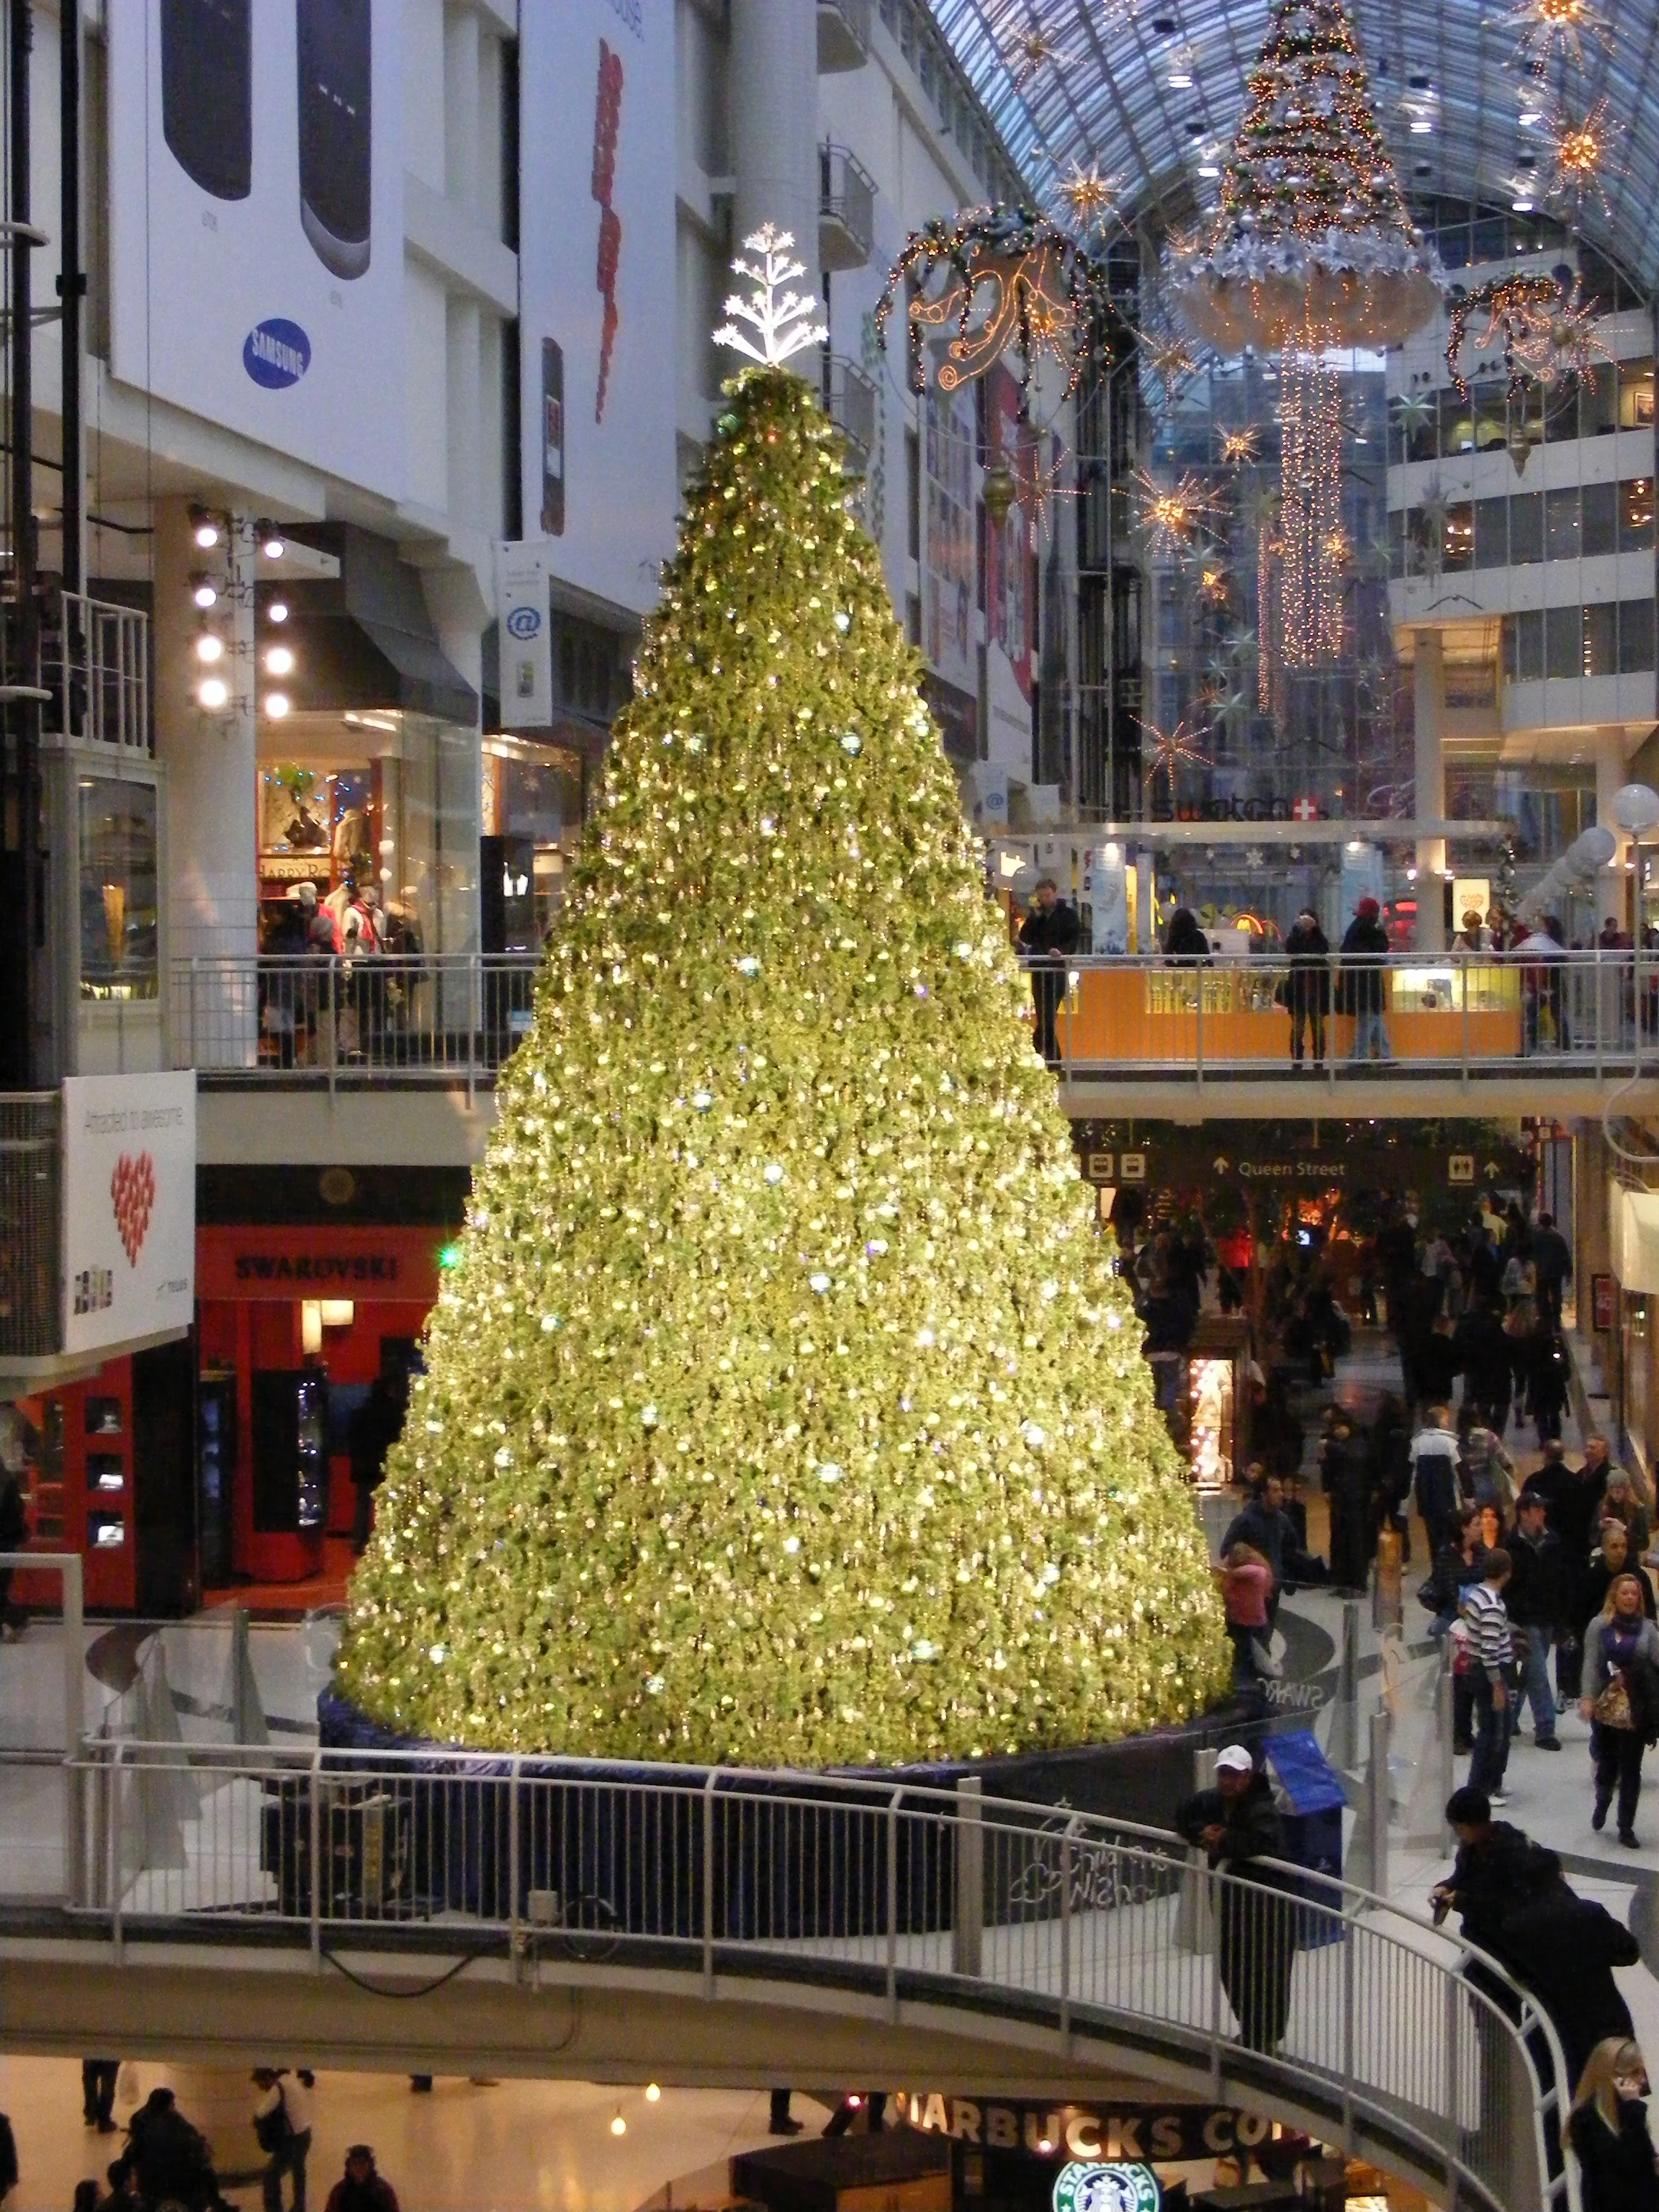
[243,319,313,389]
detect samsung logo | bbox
[243,318,312,390]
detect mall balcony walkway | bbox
[163,951,1659,1129]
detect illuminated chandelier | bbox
[1169,0,1443,675]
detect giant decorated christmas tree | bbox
[336,233,1228,1768]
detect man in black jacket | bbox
[1532,1211,1573,1326]
[1017,877,1079,1066]
[1176,1744,1299,2051]
[1339,896,1393,1061]
[1503,1885,1640,2082]
[1431,1787,1565,1961]
[1220,1474,1323,1605]
[1506,1493,1566,1748]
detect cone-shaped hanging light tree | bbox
[1172,0,1442,670]
[336,230,1229,1768]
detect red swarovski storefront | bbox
[196,1223,443,1585]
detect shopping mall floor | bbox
[0,2063,796,2212]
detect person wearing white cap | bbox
[1176,1743,1300,2054]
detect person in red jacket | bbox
[324,2147,400,2212]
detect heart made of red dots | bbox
[110,1151,156,1267]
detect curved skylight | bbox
[925,0,1659,295]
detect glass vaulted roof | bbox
[925,0,1659,295]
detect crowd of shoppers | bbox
[58,2079,396,2212]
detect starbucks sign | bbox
[1052,2162,1161,2212]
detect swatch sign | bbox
[243,318,312,389]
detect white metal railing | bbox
[168,953,541,1091]
[42,590,150,752]
[1019,945,1659,1086]
[165,946,1659,1095]
[0,1555,85,1894]
[42,1739,1577,2212]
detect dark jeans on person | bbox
[1217,1881,1297,2051]
[1290,1007,1326,1064]
[1468,1671,1511,1797]
[1595,1725,1646,1836]
[1030,965,1065,1064]
[1519,1624,1559,1740]
[81,2059,118,2126]
[263,2130,310,2212]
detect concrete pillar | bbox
[1596,727,1630,930]
[1413,629,1446,951]
[154,500,258,1063]
[729,0,820,342]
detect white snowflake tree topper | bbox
[713,225,828,368]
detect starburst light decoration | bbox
[1220,427,1261,466]
[996,12,1072,86]
[1053,159,1124,237]
[713,226,829,368]
[1141,718,1212,807]
[1543,99,1618,215]
[335,327,1229,1764]
[1505,0,1611,68]
[1133,468,1218,557]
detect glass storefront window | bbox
[1473,496,1507,568]
[78,777,158,1001]
[1582,479,1618,557]
[1504,608,1543,683]
[257,710,478,958]
[481,735,585,950]
[1443,502,1473,570]
[1619,599,1656,673]
[1544,380,1580,445]
[1545,485,1580,559]
[1619,359,1655,431]
[1580,362,1618,438]
[1509,493,1543,565]
[1545,603,1581,679]
[1622,477,1655,551]
[1471,381,1507,454]
[1440,390,1475,456]
[1584,600,1617,677]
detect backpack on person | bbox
[253,2082,295,2154]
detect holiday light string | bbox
[1443,272,1604,402]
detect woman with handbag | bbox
[1215,1542,1277,1685]
[1581,1574,1659,1846]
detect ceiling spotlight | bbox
[194,632,224,664]
[268,598,289,624]
[644,2085,661,2104]
[190,505,221,549]
[610,2111,627,2138]
[1512,196,1535,212]
[265,691,291,719]
[197,675,230,710]
[192,575,218,609]
[261,524,287,559]
[265,644,295,676]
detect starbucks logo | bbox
[1051,2162,1160,2212]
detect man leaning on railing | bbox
[1174,1743,1300,2054]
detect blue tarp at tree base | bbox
[1263,1728,1346,1948]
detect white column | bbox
[1414,629,1446,951]
[729,0,820,329]
[154,500,258,1063]
[1596,726,1629,930]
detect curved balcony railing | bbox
[41,1737,1579,2212]
[1017,946,1659,1084]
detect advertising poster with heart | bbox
[62,1074,197,1357]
